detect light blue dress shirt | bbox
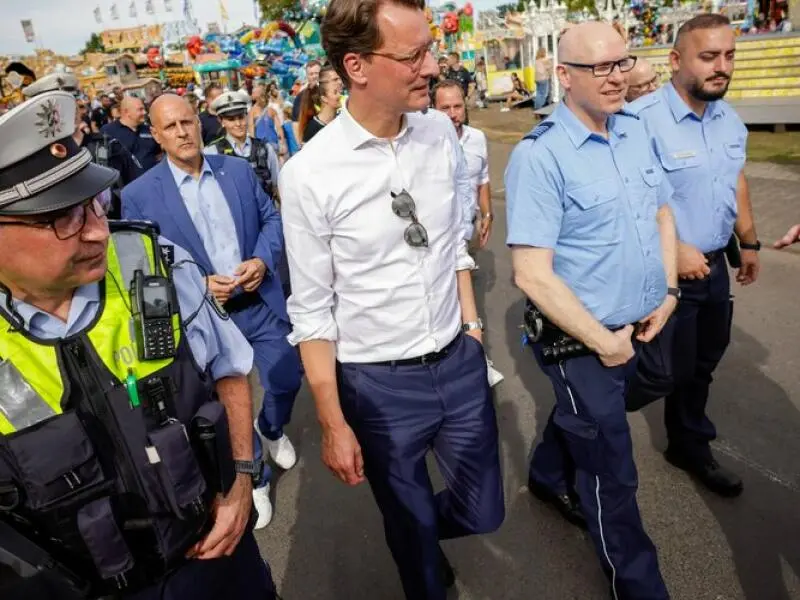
[3,240,254,380]
[204,134,281,189]
[628,82,747,253]
[166,158,242,277]
[505,102,670,327]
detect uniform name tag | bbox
[672,150,697,159]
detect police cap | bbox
[23,72,80,98]
[0,91,118,216]
[211,90,250,118]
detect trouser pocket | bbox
[553,408,605,475]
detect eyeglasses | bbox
[561,56,638,77]
[367,42,437,73]
[391,189,428,248]
[0,190,112,240]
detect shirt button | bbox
[624,177,630,183]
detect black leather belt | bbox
[704,249,724,264]
[367,334,461,367]
[223,292,261,314]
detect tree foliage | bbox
[80,33,105,55]
[257,0,301,22]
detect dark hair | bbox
[674,13,731,48]
[431,79,464,106]
[298,65,338,134]
[204,82,222,99]
[321,0,425,83]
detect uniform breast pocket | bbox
[658,150,701,173]
[565,180,622,245]
[636,166,661,219]
[723,140,746,174]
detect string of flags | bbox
[93,0,180,23]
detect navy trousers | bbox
[629,256,732,462]
[124,532,276,600]
[337,334,505,600]
[529,351,669,600]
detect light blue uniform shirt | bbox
[203,134,281,189]
[628,82,747,253]
[505,102,671,327]
[167,158,242,277]
[4,240,253,380]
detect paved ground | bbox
[254,110,800,600]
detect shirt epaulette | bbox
[625,92,660,116]
[615,106,641,119]
[522,121,554,142]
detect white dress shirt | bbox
[459,125,490,238]
[279,105,475,363]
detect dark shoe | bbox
[664,449,743,497]
[439,546,455,588]
[528,479,587,530]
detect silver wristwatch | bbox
[462,319,484,333]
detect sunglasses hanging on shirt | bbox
[390,189,429,248]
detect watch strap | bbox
[234,459,263,484]
[667,287,681,300]
[739,240,761,251]
[462,319,484,332]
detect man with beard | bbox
[627,13,760,497]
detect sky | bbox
[0,0,499,57]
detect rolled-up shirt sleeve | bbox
[168,238,254,379]
[278,161,339,345]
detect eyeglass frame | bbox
[561,56,638,78]
[365,41,437,73]
[0,193,112,241]
[390,189,429,248]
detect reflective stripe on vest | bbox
[0,232,181,434]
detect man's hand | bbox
[234,258,267,292]
[635,296,677,343]
[598,325,635,367]
[188,473,253,560]
[479,216,492,249]
[677,243,710,280]
[207,275,238,304]
[736,249,760,285]
[321,423,365,486]
[465,327,483,345]
[774,224,800,249]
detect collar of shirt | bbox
[555,102,628,149]
[459,124,471,145]
[663,81,724,123]
[226,134,251,156]
[1,284,101,340]
[338,103,414,150]
[166,156,214,187]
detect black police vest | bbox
[211,136,273,194]
[0,227,222,597]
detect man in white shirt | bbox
[432,80,504,387]
[279,0,505,598]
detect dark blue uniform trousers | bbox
[124,532,276,600]
[629,255,732,462]
[529,352,669,600]
[337,334,505,600]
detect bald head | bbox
[119,95,146,128]
[558,21,626,64]
[148,93,202,166]
[626,57,659,101]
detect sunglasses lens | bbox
[391,191,415,219]
[405,223,428,247]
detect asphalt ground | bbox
[254,115,800,600]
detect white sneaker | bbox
[252,483,273,530]
[486,359,504,387]
[254,420,298,470]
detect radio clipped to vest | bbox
[130,270,176,361]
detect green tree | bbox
[80,32,105,55]
[257,0,302,22]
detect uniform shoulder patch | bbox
[205,291,230,320]
[522,121,554,142]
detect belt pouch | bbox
[147,422,206,520]
[190,401,235,496]
[5,412,105,510]
[76,497,135,585]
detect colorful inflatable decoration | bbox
[186,35,204,58]
[146,46,164,69]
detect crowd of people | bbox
[1,1,800,599]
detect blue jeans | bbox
[534,80,550,109]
